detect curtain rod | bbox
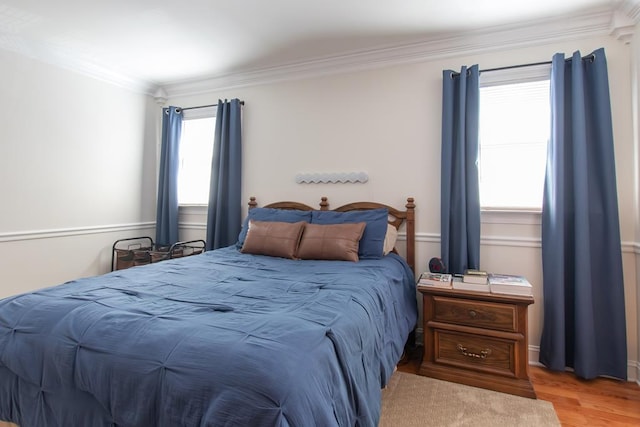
[180,100,245,111]
[481,60,551,74]
[451,53,595,77]
[450,60,550,77]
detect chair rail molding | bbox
[0,222,155,243]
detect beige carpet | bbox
[380,371,560,427]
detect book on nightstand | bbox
[452,275,489,292]
[462,269,489,285]
[417,272,453,289]
[488,274,533,296]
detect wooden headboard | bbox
[248,196,416,275]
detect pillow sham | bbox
[310,208,388,259]
[236,208,312,248]
[240,220,306,259]
[383,224,398,255]
[297,222,366,262]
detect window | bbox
[178,108,216,205]
[479,66,550,210]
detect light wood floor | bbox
[399,346,640,427]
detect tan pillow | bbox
[240,220,306,259]
[383,224,398,255]
[297,222,366,262]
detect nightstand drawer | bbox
[435,330,515,376]
[433,296,517,332]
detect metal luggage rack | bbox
[111,236,206,271]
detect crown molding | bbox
[55,57,159,95]
[617,1,640,46]
[162,7,619,97]
[610,0,639,43]
[620,0,640,22]
[0,35,158,95]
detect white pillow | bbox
[383,224,398,255]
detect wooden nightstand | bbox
[418,287,536,398]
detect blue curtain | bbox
[156,106,183,246]
[540,48,627,380]
[440,65,481,274]
[206,99,243,250]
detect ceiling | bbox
[0,0,631,92]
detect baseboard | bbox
[528,345,638,383]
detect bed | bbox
[0,197,417,427]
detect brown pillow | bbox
[240,220,306,259]
[297,222,366,262]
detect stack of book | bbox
[452,269,489,292]
[417,272,453,289]
[488,274,533,296]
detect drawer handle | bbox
[457,344,491,359]
[468,310,477,318]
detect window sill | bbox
[179,204,208,215]
[481,208,541,225]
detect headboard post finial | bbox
[406,197,415,210]
[248,197,257,210]
[319,197,329,211]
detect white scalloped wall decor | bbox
[295,172,368,184]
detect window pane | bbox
[178,117,216,205]
[479,80,550,209]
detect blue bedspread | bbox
[0,247,417,427]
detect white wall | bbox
[0,49,158,298]
[168,34,639,380]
